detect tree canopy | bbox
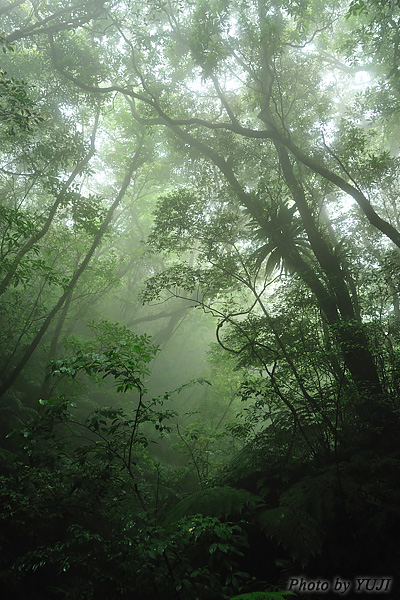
[1,1,400,599]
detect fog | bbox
[1,1,400,598]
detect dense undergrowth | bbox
[2,0,400,597]
[1,322,399,599]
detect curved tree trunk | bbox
[0,109,100,296]
[0,148,141,400]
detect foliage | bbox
[0,70,45,135]
[230,593,294,600]
[0,325,252,599]
[0,414,252,599]
[1,0,400,597]
[51,320,159,393]
[165,485,262,522]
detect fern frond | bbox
[279,471,337,526]
[230,591,295,600]
[256,505,321,567]
[222,445,262,482]
[164,486,261,522]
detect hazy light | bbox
[354,70,371,86]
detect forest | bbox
[0,0,400,598]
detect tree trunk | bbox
[0,151,140,400]
[0,110,99,296]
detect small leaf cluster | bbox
[52,320,159,393]
[0,70,45,135]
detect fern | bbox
[230,591,295,600]
[253,469,338,567]
[256,505,321,567]
[279,471,337,526]
[222,444,265,482]
[164,485,261,522]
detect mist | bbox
[1,1,400,598]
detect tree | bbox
[1,1,400,597]
[20,0,395,437]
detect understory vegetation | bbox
[1,0,400,598]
